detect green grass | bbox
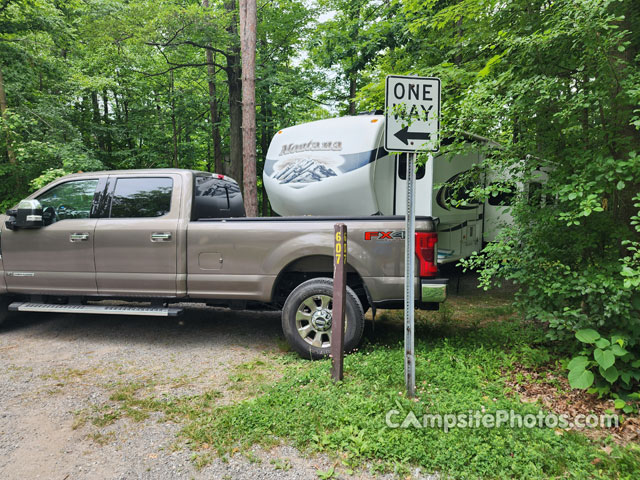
[99,295,640,478]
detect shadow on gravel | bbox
[0,306,283,349]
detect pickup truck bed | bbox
[0,169,447,358]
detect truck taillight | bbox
[415,232,438,277]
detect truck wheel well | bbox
[272,255,370,311]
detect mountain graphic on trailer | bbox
[273,159,338,184]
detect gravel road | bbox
[0,304,421,480]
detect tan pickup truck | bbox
[0,169,447,358]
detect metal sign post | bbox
[384,75,441,398]
[404,151,417,397]
[331,223,347,382]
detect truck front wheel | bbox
[282,278,364,360]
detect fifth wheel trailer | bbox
[263,114,513,265]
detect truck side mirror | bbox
[6,199,44,230]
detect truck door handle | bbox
[69,233,90,242]
[150,232,172,242]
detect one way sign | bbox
[384,75,441,153]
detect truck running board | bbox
[8,302,183,317]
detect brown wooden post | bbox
[331,223,347,382]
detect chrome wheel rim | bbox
[295,294,345,348]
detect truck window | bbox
[109,177,173,218]
[37,179,99,223]
[192,176,245,219]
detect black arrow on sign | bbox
[394,126,431,145]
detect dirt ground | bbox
[0,302,433,480]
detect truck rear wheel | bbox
[282,278,364,360]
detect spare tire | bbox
[281,278,364,360]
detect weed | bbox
[91,407,121,427]
[242,450,261,464]
[190,452,212,470]
[72,409,89,430]
[316,466,336,479]
[88,431,115,446]
[270,458,292,471]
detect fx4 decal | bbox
[364,231,405,240]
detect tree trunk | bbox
[202,0,223,174]
[348,74,357,116]
[123,95,135,153]
[91,91,105,152]
[0,65,16,164]
[208,56,223,174]
[239,0,258,216]
[225,0,244,188]
[102,90,112,155]
[170,71,179,168]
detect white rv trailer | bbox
[263,114,513,264]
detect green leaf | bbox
[599,365,619,384]
[575,329,600,344]
[477,53,504,78]
[621,372,631,385]
[610,344,628,356]
[568,368,595,389]
[595,338,610,349]
[612,335,625,347]
[567,356,589,371]
[616,180,625,190]
[594,349,615,370]
[614,398,626,409]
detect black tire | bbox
[281,278,365,360]
[0,295,10,327]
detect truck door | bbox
[2,178,101,295]
[94,175,180,297]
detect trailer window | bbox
[528,182,543,207]
[398,153,426,180]
[487,182,515,206]
[109,177,173,218]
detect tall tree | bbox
[239,0,257,216]
[0,64,15,164]
[202,0,223,174]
